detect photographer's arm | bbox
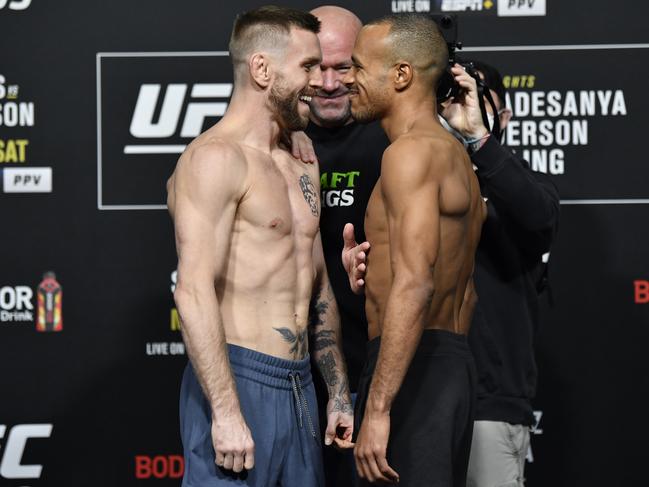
[441,64,559,247]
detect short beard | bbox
[351,103,382,124]
[351,81,389,124]
[269,77,307,132]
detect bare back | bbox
[167,124,321,360]
[364,121,485,340]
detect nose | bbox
[309,65,323,90]
[321,68,339,92]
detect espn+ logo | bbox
[0,424,52,480]
[0,0,31,10]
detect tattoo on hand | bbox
[299,174,319,217]
[332,376,353,414]
[274,327,308,359]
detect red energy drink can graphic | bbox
[37,272,63,332]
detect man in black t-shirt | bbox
[304,6,389,487]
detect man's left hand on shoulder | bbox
[289,131,318,164]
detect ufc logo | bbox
[0,424,53,479]
[0,0,31,10]
[129,83,232,138]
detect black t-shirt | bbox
[306,121,388,392]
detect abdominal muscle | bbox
[364,222,471,339]
[217,247,315,361]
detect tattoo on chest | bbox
[273,326,308,359]
[299,174,319,217]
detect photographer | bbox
[441,62,560,487]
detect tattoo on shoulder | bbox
[299,174,319,217]
[273,327,308,359]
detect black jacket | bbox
[469,136,560,425]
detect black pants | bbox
[355,329,477,487]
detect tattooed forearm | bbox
[308,284,332,329]
[273,326,308,359]
[331,376,353,414]
[317,350,339,388]
[311,329,337,352]
[309,287,337,351]
[309,280,351,406]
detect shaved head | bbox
[308,6,362,127]
[367,13,448,85]
[311,5,362,47]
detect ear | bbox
[249,53,271,88]
[498,108,513,130]
[394,62,413,91]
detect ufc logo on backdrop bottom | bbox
[0,424,52,481]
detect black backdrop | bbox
[1,1,648,485]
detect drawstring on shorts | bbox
[288,371,317,439]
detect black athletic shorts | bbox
[354,329,476,487]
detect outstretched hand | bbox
[341,223,370,295]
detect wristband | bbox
[465,133,490,154]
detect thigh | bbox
[280,379,325,487]
[388,355,474,487]
[180,367,286,487]
[467,421,528,487]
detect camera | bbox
[430,14,501,140]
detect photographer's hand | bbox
[440,63,488,140]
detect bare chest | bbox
[238,154,320,243]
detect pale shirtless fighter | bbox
[342,14,486,486]
[166,6,353,487]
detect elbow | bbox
[173,282,198,312]
[392,275,435,302]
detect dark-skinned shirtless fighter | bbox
[166,6,353,487]
[342,14,486,486]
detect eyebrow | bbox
[302,56,322,66]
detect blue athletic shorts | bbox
[180,344,325,486]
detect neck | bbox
[380,91,438,142]
[219,85,283,153]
